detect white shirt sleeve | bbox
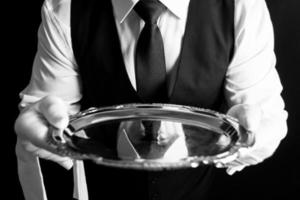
[227,0,287,145]
[19,0,81,108]
[16,2,85,200]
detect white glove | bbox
[15,95,73,169]
[224,104,284,175]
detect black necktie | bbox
[134,0,168,103]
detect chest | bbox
[70,0,235,110]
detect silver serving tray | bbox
[49,103,254,170]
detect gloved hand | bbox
[14,95,73,169]
[224,104,283,175]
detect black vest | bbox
[71,0,234,199]
[71,0,234,110]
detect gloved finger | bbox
[22,140,73,169]
[215,147,259,168]
[34,148,73,169]
[214,153,239,168]
[224,159,250,169]
[226,165,246,175]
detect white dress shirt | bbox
[16,0,288,200]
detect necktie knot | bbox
[134,0,166,24]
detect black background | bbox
[4,0,300,199]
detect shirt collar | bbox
[112,0,190,24]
